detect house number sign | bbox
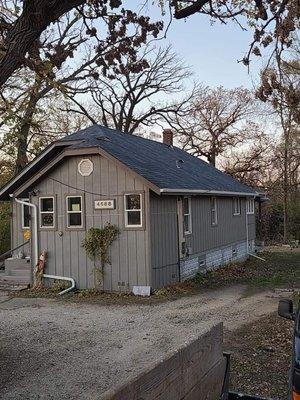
[94,199,116,210]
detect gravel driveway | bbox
[0,286,283,400]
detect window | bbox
[21,199,30,229]
[246,198,255,214]
[66,196,83,228]
[233,198,241,215]
[39,197,55,228]
[124,194,142,228]
[183,196,192,234]
[211,197,218,225]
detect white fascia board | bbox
[0,141,74,199]
[160,188,259,197]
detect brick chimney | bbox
[163,129,173,146]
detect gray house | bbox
[0,125,261,292]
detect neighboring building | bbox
[0,125,261,291]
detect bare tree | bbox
[66,45,193,134]
[0,7,163,172]
[0,0,298,87]
[256,46,300,241]
[222,131,275,186]
[172,86,256,166]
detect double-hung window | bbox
[21,199,30,229]
[211,197,218,225]
[124,193,143,228]
[66,196,83,228]
[246,198,255,214]
[183,196,192,234]
[39,197,55,228]
[233,198,241,216]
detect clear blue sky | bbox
[145,3,265,89]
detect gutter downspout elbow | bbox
[11,196,39,268]
[43,274,76,295]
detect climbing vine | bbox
[82,224,120,286]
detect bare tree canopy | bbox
[172,86,257,166]
[0,0,163,87]
[222,132,275,186]
[67,45,193,134]
[0,0,299,86]
[0,5,164,172]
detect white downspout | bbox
[245,199,266,262]
[11,196,76,294]
[11,196,39,267]
[43,274,76,295]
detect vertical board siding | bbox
[189,197,250,255]
[150,193,179,289]
[28,154,150,290]
[150,194,257,289]
[247,213,256,241]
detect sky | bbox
[143,2,266,90]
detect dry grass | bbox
[10,250,300,304]
[225,312,293,399]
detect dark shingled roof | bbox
[62,124,256,195]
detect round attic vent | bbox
[78,159,93,176]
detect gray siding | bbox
[11,200,30,257]
[150,195,256,288]
[247,212,256,242]
[29,154,151,290]
[187,197,252,254]
[150,193,179,289]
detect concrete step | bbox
[9,268,31,277]
[0,281,29,291]
[5,258,31,274]
[0,274,31,285]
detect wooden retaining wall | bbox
[101,323,226,400]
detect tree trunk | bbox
[0,0,85,87]
[283,130,289,243]
[15,86,40,173]
[209,152,216,167]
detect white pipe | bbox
[43,274,76,295]
[245,200,266,262]
[11,196,39,268]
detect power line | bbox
[49,177,127,197]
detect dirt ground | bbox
[225,312,293,399]
[0,285,285,400]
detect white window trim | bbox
[66,195,83,228]
[246,198,255,214]
[183,196,192,235]
[124,193,143,228]
[233,197,241,216]
[21,198,30,229]
[211,197,218,226]
[39,196,55,229]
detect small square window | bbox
[233,198,241,215]
[183,197,192,234]
[39,197,55,228]
[66,196,83,228]
[124,194,143,228]
[21,199,30,229]
[247,198,255,214]
[211,197,218,225]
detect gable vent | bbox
[78,159,93,176]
